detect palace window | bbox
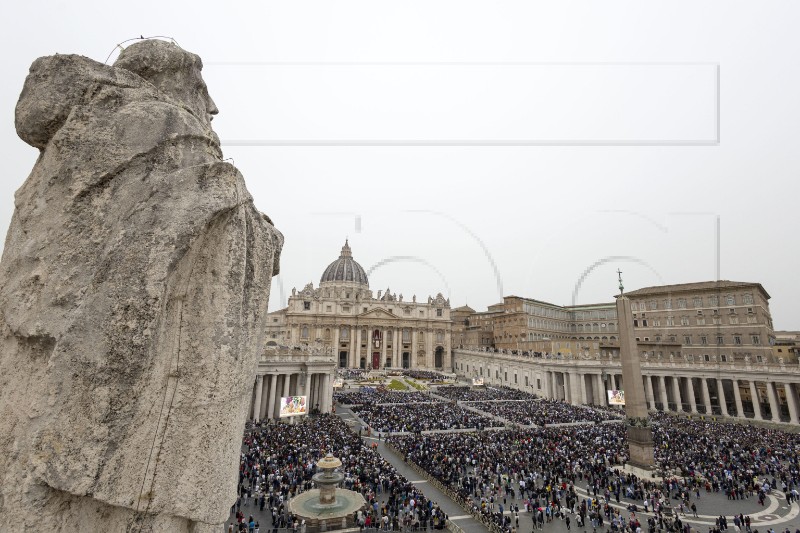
[709,295,719,307]
[341,328,349,339]
[717,335,724,345]
[436,308,443,317]
[720,354,728,362]
[693,297,703,307]
[326,305,332,312]
[734,335,742,345]
[402,329,410,342]
[678,298,687,309]
[743,294,754,305]
[700,336,708,345]
[301,326,309,339]
[303,301,311,310]
[726,295,735,306]
[751,335,760,345]
[649,300,658,310]
[684,336,691,345]
[680,316,689,326]
[664,299,673,309]
[666,317,675,326]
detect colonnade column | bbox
[749,380,763,420]
[659,376,669,411]
[732,380,744,418]
[267,374,278,419]
[766,382,781,423]
[686,377,698,413]
[259,374,270,419]
[671,377,683,412]
[716,378,729,417]
[644,376,655,410]
[784,383,799,425]
[596,374,605,404]
[701,378,712,414]
[322,373,332,413]
[252,375,263,421]
[579,373,588,404]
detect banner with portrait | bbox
[279,395,308,417]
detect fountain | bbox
[288,453,367,530]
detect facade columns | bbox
[732,380,744,418]
[381,328,389,369]
[671,377,683,412]
[355,328,363,368]
[426,329,434,369]
[349,327,356,368]
[749,380,763,420]
[784,383,799,425]
[392,329,399,368]
[252,375,263,421]
[333,327,340,353]
[644,376,655,410]
[701,378,712,414]
[544,371,552,399]
[411,329,418,368]
[686,377,698,413]
[716,378,729,417]
[766,382,781,423]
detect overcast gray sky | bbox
[2,1,798,329]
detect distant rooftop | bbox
[624,280,770,299]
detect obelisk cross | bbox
[617,268,624,295]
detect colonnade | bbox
[249,370,333,421]
[543,368,800,424]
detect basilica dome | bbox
[320,240,369,287]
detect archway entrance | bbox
[435,346,444,369]
[372,352,380,369]
[386,357,392,368]
[359,357,366,369]
[339,351,348,368]
[402,352,410,369]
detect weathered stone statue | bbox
[0,40,283,532]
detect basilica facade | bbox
[265,240,452,370]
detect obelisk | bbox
[614,270,655,473]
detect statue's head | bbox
[115,40,218,126]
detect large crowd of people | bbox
[334,390,433,405]
[351,403,503,433]
[402,370,450,383]
[386,412,800,533]
[232,371,800,533]
[231,414,450,532]
[434,386,539,402]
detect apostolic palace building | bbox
[250,240,800,427]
